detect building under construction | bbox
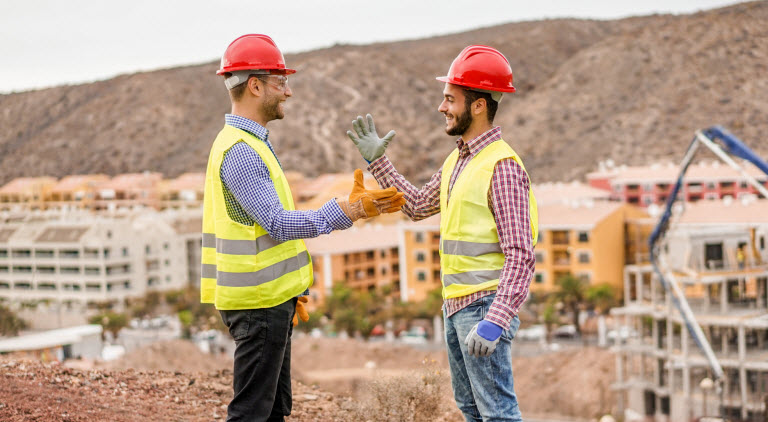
[612,198,768,422]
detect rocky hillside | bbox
[0,1,766,186]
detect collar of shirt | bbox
[225,114,269,141]
[456,126,503,158]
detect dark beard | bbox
[261,93,283,121]
[445,101,472,136]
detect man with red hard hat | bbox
[202,34,404,422]
[347,45,538,421]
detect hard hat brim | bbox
[217,67,296,75]
[435,76,515,93]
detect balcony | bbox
[551,231,569,246]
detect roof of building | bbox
[538,201,626,229]
[0,177,58,194]
[587,160,768,184]
[304,224,400,255]
[532,182,612,205]
[99,172,163,191]
[163,173,204,192]
[677,197,768,225]
[35,227,90,242]
[171,217,203,234]
[0,325,102,353]
[51,175,110,193]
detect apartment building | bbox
[398,215,441,303]
[0,210,196,329]
[49,175,110,209]
[303,224,400,308]
[0,177,58,211]
[611,198,768,422]
[0,173,208,212]
[587,161,768,207]
[532,201,649,294]
[159,173,205,210]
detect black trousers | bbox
[220,298,296,422]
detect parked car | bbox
[552,324,578,339]
[516,324,546,341]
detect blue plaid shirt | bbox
[220,114,352,242]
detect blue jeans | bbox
[444,294,522,422]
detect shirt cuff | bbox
[484,306,514,331]
[367,155,392,178]
[321,199,353,230]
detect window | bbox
[0,250,6,258]
[578,252,591,264]
[415,232,424,243]
[60,249,78,259]
[35,249,53,258]
[163,242,169,250]
[534,273,544,283]
[366,251,374,260]
[122,247,129,257]
[416,252,425,262]
[537,232,543,243]
[12,249,32,258]
[577,272,591,282]
[145,245,151,254]
[535,251,544,263]
[578,232,589,242]
[417,271,426,282]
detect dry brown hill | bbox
[0,1,766,186]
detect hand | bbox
[464,320,503,357]
[293,296,310,326]
[347,114,396,162]
[337,169,405,221]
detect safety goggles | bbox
[256,74,289,92]
[224,70,289,91]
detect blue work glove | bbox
[346,114,396,163]
[464,320,503,358]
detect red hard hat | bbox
[436,45,515,93]
[217,34,296,75]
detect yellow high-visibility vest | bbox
[200,125,312,310]
[439,139,538,299]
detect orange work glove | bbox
[336,169,406,221]
[293,296,310,326]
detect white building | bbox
[0,209,201,329]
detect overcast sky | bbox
[0,0,743,94]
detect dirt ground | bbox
[0,337,615,421]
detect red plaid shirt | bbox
[368,126,535,330]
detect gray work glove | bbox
[346,114,396,163]
[464,322,501,358]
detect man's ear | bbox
[473,98,487,116]
[247,77,262,97]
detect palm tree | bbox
[553,273,586,336]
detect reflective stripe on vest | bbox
[439,139,538,299]
[201,251,310,287]
[441,239,502,257]
[443,269,502,287]
[202,233,282,255]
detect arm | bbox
[484,158,536,329]
[347,113,442,221]
[367,155,442,221]
[221,142,353,242]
